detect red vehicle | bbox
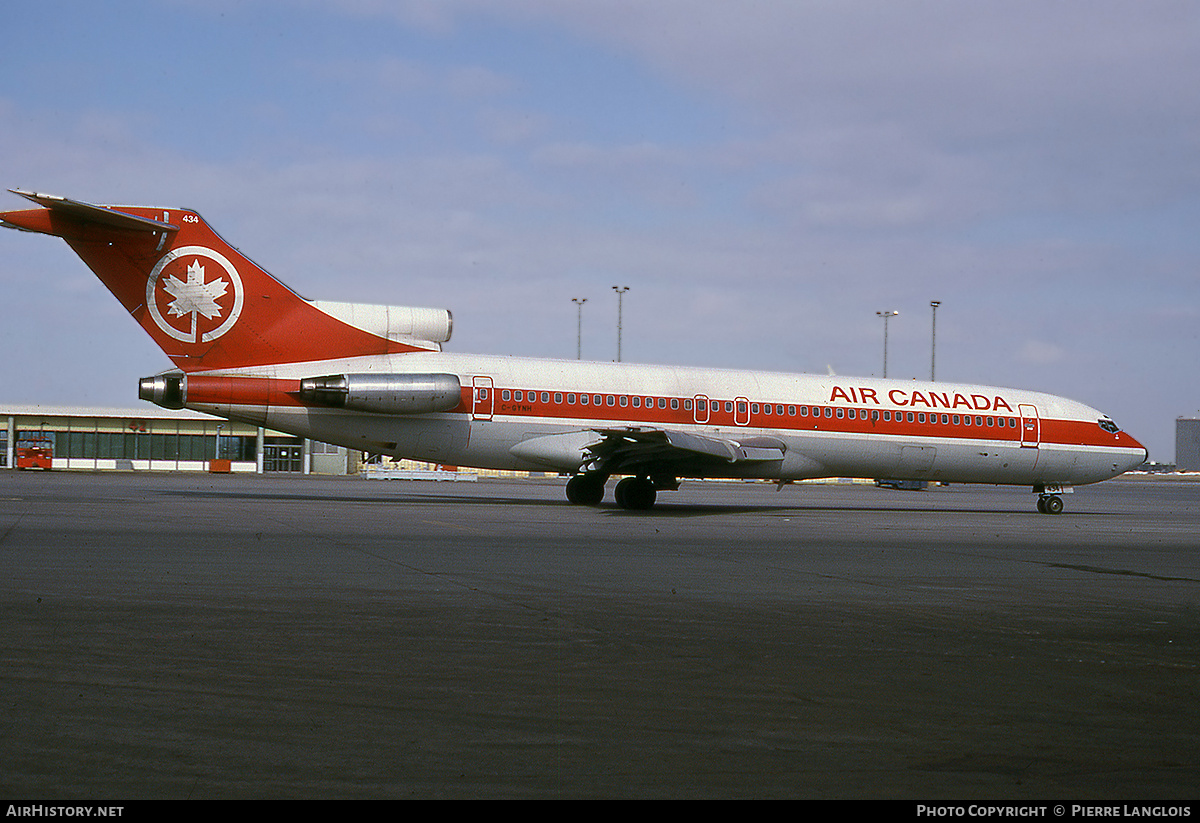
[15,435,53,470]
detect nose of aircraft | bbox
[1118,431,1149,472]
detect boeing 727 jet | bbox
[1,190,1147,512]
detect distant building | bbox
[1178,415,1200,472]
[2,403,534,478]
[2,403,357,474]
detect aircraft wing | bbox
[507,426,787,475]
[586,427,786,476]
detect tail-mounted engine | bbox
[299,373,462,414]
[138,371,463,416]
[139,374,185,409]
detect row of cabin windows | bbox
[497,391,1018,429]
[503,390,678,409]
[800,407,1017,428]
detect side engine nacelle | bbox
[299,373,462,414]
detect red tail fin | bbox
[1,190,448,372]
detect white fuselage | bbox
[185,351,1148,488]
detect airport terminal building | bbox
[2,403,357,475]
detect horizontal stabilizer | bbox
[4,189,178,234]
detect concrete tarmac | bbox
[1,470,1198,799]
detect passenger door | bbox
[1019,404,1040,449]
[472,376,494,421]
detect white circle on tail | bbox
[146,246,245,343]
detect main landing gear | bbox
[613,476,657,511]
[565,473,666,510]
[565,473,606,506]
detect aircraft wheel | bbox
[566,474,605,506]
[1039,494,1064,515]
[615,476,657,510]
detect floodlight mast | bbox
[876,310,898,377]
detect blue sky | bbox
[2,0,1198,461]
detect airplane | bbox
[1,189,1148,513]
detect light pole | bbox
[572,297,587,360]
[876,310,898,378]
[930,300,940,381]
[612,286,629,362]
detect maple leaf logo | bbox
[163,259,228,322]
[147,246,245,345]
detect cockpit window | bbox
[1098,418,1120,434]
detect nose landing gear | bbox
[1037,494,1064,515]
[1034,484,1070,514]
